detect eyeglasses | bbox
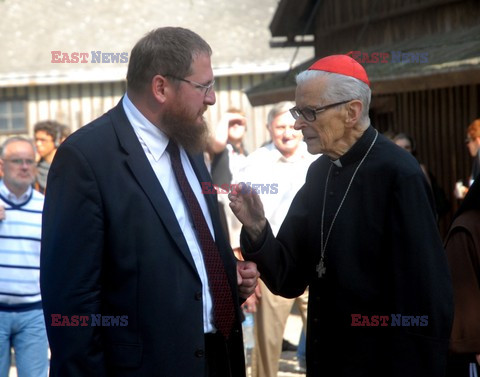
[35,137,53,144]
[4,158,36,166]
[465,137,474,144]
[289,99,354,122]
[165,74,215,96]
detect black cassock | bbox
[242,126,453,377]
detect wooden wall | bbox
[312,0,479,55]
[0,72,278,153]
[371,83,480,235]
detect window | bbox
[0,99,26,133]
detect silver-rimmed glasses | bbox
[165,74,215,96]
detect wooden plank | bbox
[80,84,93,129]
[313,0,462,37]
[101,82,114,113]
[36,86,50,121]
[69,84,81,132]
[57,84,70,126]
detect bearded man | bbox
[40,27,258,377]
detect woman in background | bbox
[444,178,480,376]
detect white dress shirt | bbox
[0,181,32,205]
[122,94,216,333]
[239,142,317,236]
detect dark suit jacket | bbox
[40,100,246,377]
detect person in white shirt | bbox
[0,137,47,377]
[238,102,316,377]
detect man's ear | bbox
[266,123,275,139]
[151,75,168,104]
[345,100,363,127]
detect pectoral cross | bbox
[316,257,326,278]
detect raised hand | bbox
[228,183,267,242]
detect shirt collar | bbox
[0,180,32,204]
[122,93,169,161]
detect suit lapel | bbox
[108,100,198,274]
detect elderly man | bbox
[229,55,453,376]
[41,27,258,377]
[0,137,47,377]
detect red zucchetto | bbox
[308,54,370,87]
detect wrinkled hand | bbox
[237,260,260,300]
[229,183,267,242]
[241,283,262,313]
[0,205,5,221]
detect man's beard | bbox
[161,103,210,154]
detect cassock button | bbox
[195,349,205,358]
[194,292,202,301]
[329,191,334,196]
[334,171,340,176]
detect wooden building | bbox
[0,0,313,152]
[247,0,480,234]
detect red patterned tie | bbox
[167,140,235,338]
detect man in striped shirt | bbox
[0,137,47,377]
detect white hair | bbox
[296,70,371,126]
[267,101,295,127]
[0,136,36,158]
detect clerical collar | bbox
[331,159,342,167]
[337,126,376,168]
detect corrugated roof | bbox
[0,0,313,86]
[246,24,480,105]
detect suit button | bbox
[195,349,205,358]
[194,292,202,301]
